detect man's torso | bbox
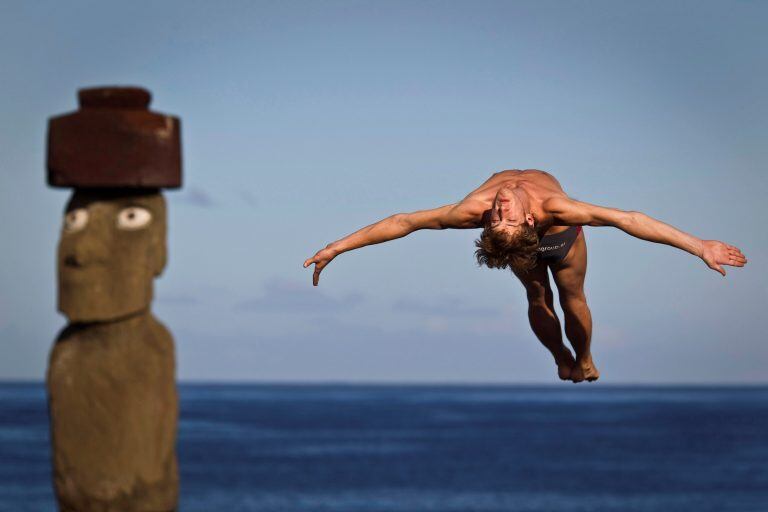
[460,169,572,236]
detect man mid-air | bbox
[303,169,747,383]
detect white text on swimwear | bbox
[538,242,566,252]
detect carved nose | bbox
[64,254,82,267]
[63,253,83,267]
[62,238,110,267]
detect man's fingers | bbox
[724,250,747,267]
[729,251,746,263]
[728,245,747,260]
[313,269,321,286]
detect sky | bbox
[0,0,766,383]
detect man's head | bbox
[474,185,539,273]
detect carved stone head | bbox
[57,189,167,322]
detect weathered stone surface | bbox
[47,313,178,512]
[58,190,166,323]
[49,188,179,510]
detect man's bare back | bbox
[303,168,747,382]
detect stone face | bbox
[57,190,166,323]
[47,313,178,512]
[47,87,182,189]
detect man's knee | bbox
[526,286,554,309]
[560,292,588,313]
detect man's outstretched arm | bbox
[546,197,748,276]
[303,203,477,285]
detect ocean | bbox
[1,383,767,512]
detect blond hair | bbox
[474,224,539,273]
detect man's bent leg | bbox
[560,294,596,382]
[551,231,599,382]
[513,263,576,380]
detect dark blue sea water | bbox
[1,384,767,512]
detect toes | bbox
[570,370,585,383]
[584,365,600,382]
[572,360,599,384]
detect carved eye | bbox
[117,207,152,230]
[63,208,89,233]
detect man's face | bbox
[489,186,533,235]
[57,189,166,322]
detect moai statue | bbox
[46,87,182,511]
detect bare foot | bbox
[555,347,576,381]
[569,355,600,383]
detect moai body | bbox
[46,88,182,512]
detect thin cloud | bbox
[236,278,365,314]
[175,186,215,208]
[240,189,258,209]
[392,295,500,318]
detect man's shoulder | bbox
[542,195,574,212]
[450,199,486,228]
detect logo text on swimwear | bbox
[538,242,566,252]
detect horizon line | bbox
[1,379,767,388]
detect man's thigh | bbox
[549,229,587,298]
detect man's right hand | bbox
[303,246,338,286]
[700,240,747,276]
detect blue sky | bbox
[1,0,766,383]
